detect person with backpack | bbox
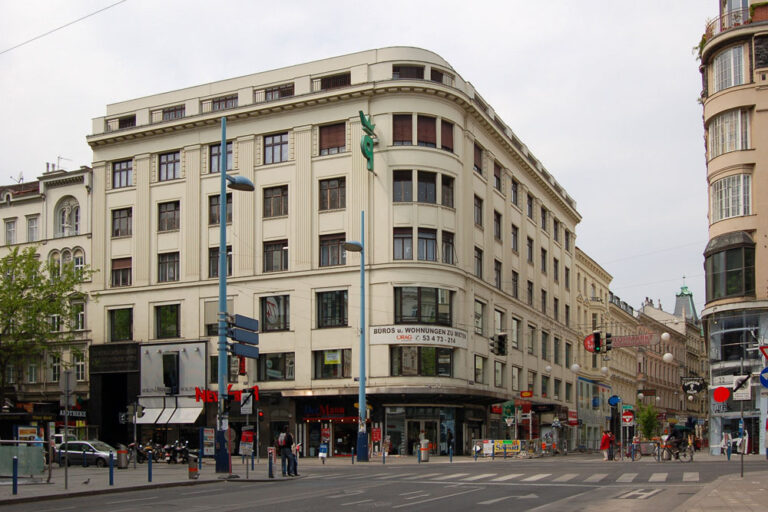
[277,425,298,477]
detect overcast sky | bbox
[0,0,714,315]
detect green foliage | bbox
[0,246,94,399]
[636,403,660,440]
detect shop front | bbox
[296,397,365,457]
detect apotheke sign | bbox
[370,325,468,349]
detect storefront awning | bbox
[135,408,163,424]
[169,406,203,424]
[156,408,175,424]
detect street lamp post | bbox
[216,117,255,474]
[344,211,368,462]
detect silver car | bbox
[57,440,117,467]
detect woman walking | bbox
[600,430,611,461]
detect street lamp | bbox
[570,363,580,373]
[216,117,254,474]
[344,210,368,462]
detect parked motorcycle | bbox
[174,440,189,464]
[127,441,148,463]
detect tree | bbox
[637,403,661,440]
[0,246,93,405]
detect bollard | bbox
[83,449,88,467]
[109,452,114,486]
[383,449,385,465]
[251,450,255,471]
[12,456,18,495]
[352,447,355,464]
[417,445,421,464]
[148,452,153,482]
[504,445,507,459]
[727,441,732,461]
[491,447,495,461]
[449,445,453,463]
[474,446,478,461]
[268,451,274,478]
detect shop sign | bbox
[520,391,533,398]
[490,405,503,415]
[60,409,87,418]
[195,384,259,403]
[303,404,346,418]
[567,410,578,426]
[370,325,468,349]
[532,404,554,413]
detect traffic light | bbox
[497,334,508,356]
[490,336,500,355]
[257,408,264,422]
[593,331,602,353]
[238,356,247,376]
[604,333,613,352]
[136,404,145,418]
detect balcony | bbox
[705,8,750,39]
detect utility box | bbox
[420,440,430,462]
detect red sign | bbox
[372,427,381,443]
[241,430,253,443]
[195,385,259,403]
[490,405,503,414]
[583,333,595,353]
[621,410,634,424]
[567,410,578,426]
[521,391,533,398]
[321,427,331,442]
[760,345,768,360]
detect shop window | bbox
[313,349,351,379]
[390,346,452,377]
[257,352,295,381]
[394,287,452,325]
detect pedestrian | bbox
[446,429,454,456]
[607,431,615,461]
[277,425,298,477]
[764,429,767,460]
[599,430,611,461]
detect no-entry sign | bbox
[622,410,634,425]
[584,333,595,353]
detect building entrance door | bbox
[406,419,439,454]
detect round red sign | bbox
[583,333,595,353]
[621,410,634,424]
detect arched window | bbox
[54,197,81,237]
[49,251,61,278]
[73,249,85,275]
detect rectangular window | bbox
[118,115,135,129]
[541,331,549,360]
[209,142,233,173]
[713,45,744,93]
[417,171,437,203]
[264,132,289,164]
[417,116,436,147]
[565,342,573,368]
[510,318,520,350]
[494,308,505,334]
[73,302,85,331]
[494,211,502,240]
[708,108,750,159]
[263,185,288,217]
[541,375,550,398]
[565,304,570,326]
[553,258,559,282]
[553,219,560,242]
[158,201,180,232]
[313,349,352,379]
[528,370,536,394]
[50,355,61,383]
[711,174,751,222]
[74,354,86,381]
[541,249,547,273]
[494,361,504,388]
[319,72,351,91]
[257,352,295,381]
[208,193,232,225]
[494,260,502,289]
[111,258,132,287]
[441,120,454,152]
[155,304,180,338]
[209,355,237,384]
[393,228,413,260]
[527,237,534,263]
[27,363,37,384]
[565,381,573,402]
[319,178,346,210]
[111,208,132,238]
[109,308,133,341]
[474,355,486,384]
[49,314,61,332]
[527,194,534,218]
[474,299,485,335]
[554,337,561,365]
[553,297,559,321]
[394,287,452,325]
[158,151,180,181]
[473,143,483,174]
[553,378,562,399]
[441,231,455,264]
[511,366,520,391]
[261,295,290,331]
[392,65,424,79]
[511,224,519,252]
[208,245,232,278]
[527,281,534,306]
[320,234,346,266]
[511,271,519,299]
[493,162,502,191]
[541,289,547,314]
[319,122,346,155]
[565,230,571,251]
[264,84,294,102]
[264,240,288,272]
[5,219,16,245]
[393,170,413,202]
[392,114,412,145]
[441,175,454,207]
[317,290,348,328]
[417,228,437,261]
[27,216,39,242]
[541,206,548,231]
[158,252,180,282]
[511,179,519,206]
[390,346,452,377]
[474,247,483,278]
[211,95,237,111]
[204,298,233,336]
[162,105,185,121]
[112,160,132,189]
[474,195,483,226]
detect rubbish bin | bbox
[116,444,129,469]
[188,453,199,479]
[419,440,430,462]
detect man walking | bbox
[278,425,298,477]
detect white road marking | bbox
[432,472,469,480]
[478,496,512,505]
[682,472,699,482]
[379,473,413,479]
[106,497,157,505]
[406,472,441,479]
[392,487,482,509]
[521,473,551,482]
[328,490,363,499]
[492,473,523,481]
[618,488,663,500]
[616,473,637,483]
[342,499,374,506]
[463,473,497,481]
[552,473,578,482]
[584,473,607,483]
[404,494,431,500]
[649,472,668,482]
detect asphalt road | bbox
[4,456,766,512]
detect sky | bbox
[0,0,714,315]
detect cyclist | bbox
[667,428,684,458]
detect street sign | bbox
[621,410,634,425]
[231,343,259,359]
[232,314,259,332]
[583,333,595,353]
[733,374,752,400]
[229,327,259,345]
[241,390,254,415]
[760,367,768,389]
[760,345,768,360]
[608,395,620,406]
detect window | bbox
[27,216,39,242]
[257,352,295,381]
[510,318,520,350]
[565,381,573,402]
[711,174,751,222]
[492,212,502,241]
[109,308,133,341]
[527,237,534,263]
[317,290,347,327]
[565,342,573,368]
[511,366,521,391]
[203,298,233,336]
[208,193,232,225]
[209,142,233,173]
[261,295,290,331]
[319,122,346,155]
[50,355,61,383]
[494,260,502,289]
[264,83,294,101]
[527,281,534,306]
[263,185,288,217]
[417,116,436,147]
[553,219,560,242]
[211,95,237,111]
[494,361,505,387]
[713,45,744,93]
[390,346,452,377]
[553,297,559,321]
[541,375,550,398]
[417,171,436,203]
[162,105,185,120]
[394,287,452,325]
[474,195,483,226]
[554,337,561,365]
[473,143,483,174]
[541,250,547,274]
[511,224,519,252]
[209,355,238,384]
[528,370,536,394]
[158,151,180,181]
[541,331,549,360]
[208,245,232,278]
[6,365,15,385]
[111,258,132,287]
[442,231,455,264]
[264,240,288,272]
[392,65,424,79]
[313,349,351,379]
[27,362,37,384]
[74,354,86,381]
[441,175,454,207]
[708,108,749,159]
[511,271,519,299]
[50,314,61,332]
[319,72,351,91]
[565,304,570,326]
[73,250,84,276]
[494,308,505,335]
[393,170,413,202]
[541,207,548,231]
[72,302,85,331]
[393,228,413,260]
[565,266,570,290]
[392,114,412,145]
[565,230,571,251]
[474,355,486,384]
[111,208,132,238]
[474,299,485,335]
[118,115,136,129]
[155,304,180,338]
[417,228,437,261]
[319,178,345,210]
[441,120,454,152]
[511,179,519,206]
[527,194,534,219]
[5,219,16,245]
[541,289,547,314]
[264,132,289,164]
[705,245,755,301]
[474,247,483,278]
[112,160,132,188]
[158,252,180,282]
[553,258,559,282]
[493,163,502,191]
[320,234,346,266]
[158,201,180,231]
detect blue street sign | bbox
[229,327,259,345]
[232,314,259,332]
[760,367,768,389]
[608,395,620,407]
[231,343,259,359]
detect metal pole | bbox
[216,116,229,474]
[133,403,137,469]
[64,372,69,490]
[740,347,744,478]
[12,456,18,495]
[356,210,368,462]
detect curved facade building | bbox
[700,1,768,454]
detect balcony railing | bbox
[705,8,750,39]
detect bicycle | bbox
[612,443,641,461]
[653,441,693,463]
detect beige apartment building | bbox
[85,47,584,455]
[700,0,768,454]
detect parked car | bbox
[57,440,117,467]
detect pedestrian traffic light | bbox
[490,336,500,355]
[593,331,602,353]
[257,408,264,422]
[604,333,613,352]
